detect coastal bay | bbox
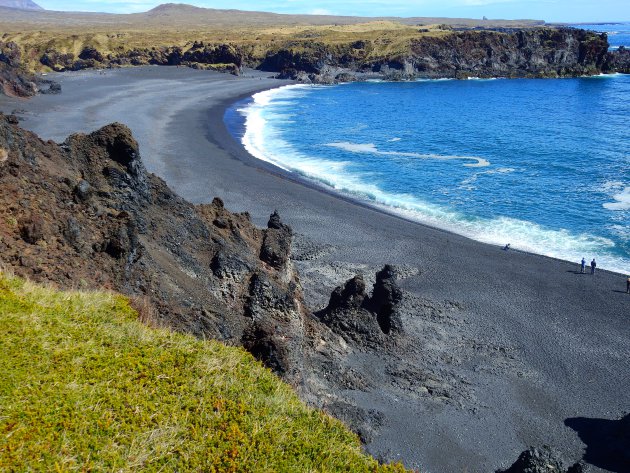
[1,66,628,472]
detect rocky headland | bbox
[1,14,630,97]
[0,41,60,97]
[16,28,630,81]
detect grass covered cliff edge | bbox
[0,272,406,472]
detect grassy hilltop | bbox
[0,272,406,472]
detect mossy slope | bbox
[0,273,406,472]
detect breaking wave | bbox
[232,81,630,274]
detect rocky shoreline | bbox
[0,40,60,97]
[2,26,630,97]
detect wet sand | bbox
[2,66,628,472]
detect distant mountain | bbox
[0,2,545,31]
[0,0,44,10]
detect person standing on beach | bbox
[627,275,630,294]
[590,259,597,275]
[580,258,586,273]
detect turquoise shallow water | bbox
[226,71,630,274]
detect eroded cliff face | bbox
[0,114,311,382]
[39,42,242,75]
[0,115,414,394]
[264,28,618,82]
[3,27,627,93]
[0,41,59,97]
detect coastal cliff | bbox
[260,27,617,81]
[2,26,629,97]
[0,113,417,423]
[24,28,627,80]
[0,41,59,97]
[0,113,310,383]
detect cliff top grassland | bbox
[1,21,457,73]
[0,3,544,72]
[0,271,406,472]
[1,21,446,69]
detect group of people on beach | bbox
[578,257,630,294]
[503,244,628,292]
[579,257,597,275]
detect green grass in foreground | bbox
[0,273,407,472]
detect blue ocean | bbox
[226,42,630,274]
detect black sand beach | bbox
[2,67,628,472]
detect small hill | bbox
[0,0,43,10]
[0,272,405,471]
[0,2,544,31]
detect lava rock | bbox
[73,179,91,201]
[19,215,44,244]
[260,211,292,269]
[497,446,566,473]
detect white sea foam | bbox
[414,78,455,82]
[603,180,625,190]
[325,141,491,167]
[388,137,402,142]
[459,168,516,189]
[238,84,630,274]
[604,186,630,211]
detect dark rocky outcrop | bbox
[497,446,586,473]
[37,43,242,75]
[1,41,59,97]
[263,28,618,83]
[604,46,630,74]
[318,265,404,347]
[500,415,629,473]
[0,114,308,385]
[260,210,293,270]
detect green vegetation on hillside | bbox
[1,21,448,73]
[0,272,406,472]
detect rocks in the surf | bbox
[604,46,630,74]
[318,265,404,347]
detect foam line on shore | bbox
[235,83,630,274]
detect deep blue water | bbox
[226,56,630,275]
[574,22,630,50]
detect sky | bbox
[35,0,630,23]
